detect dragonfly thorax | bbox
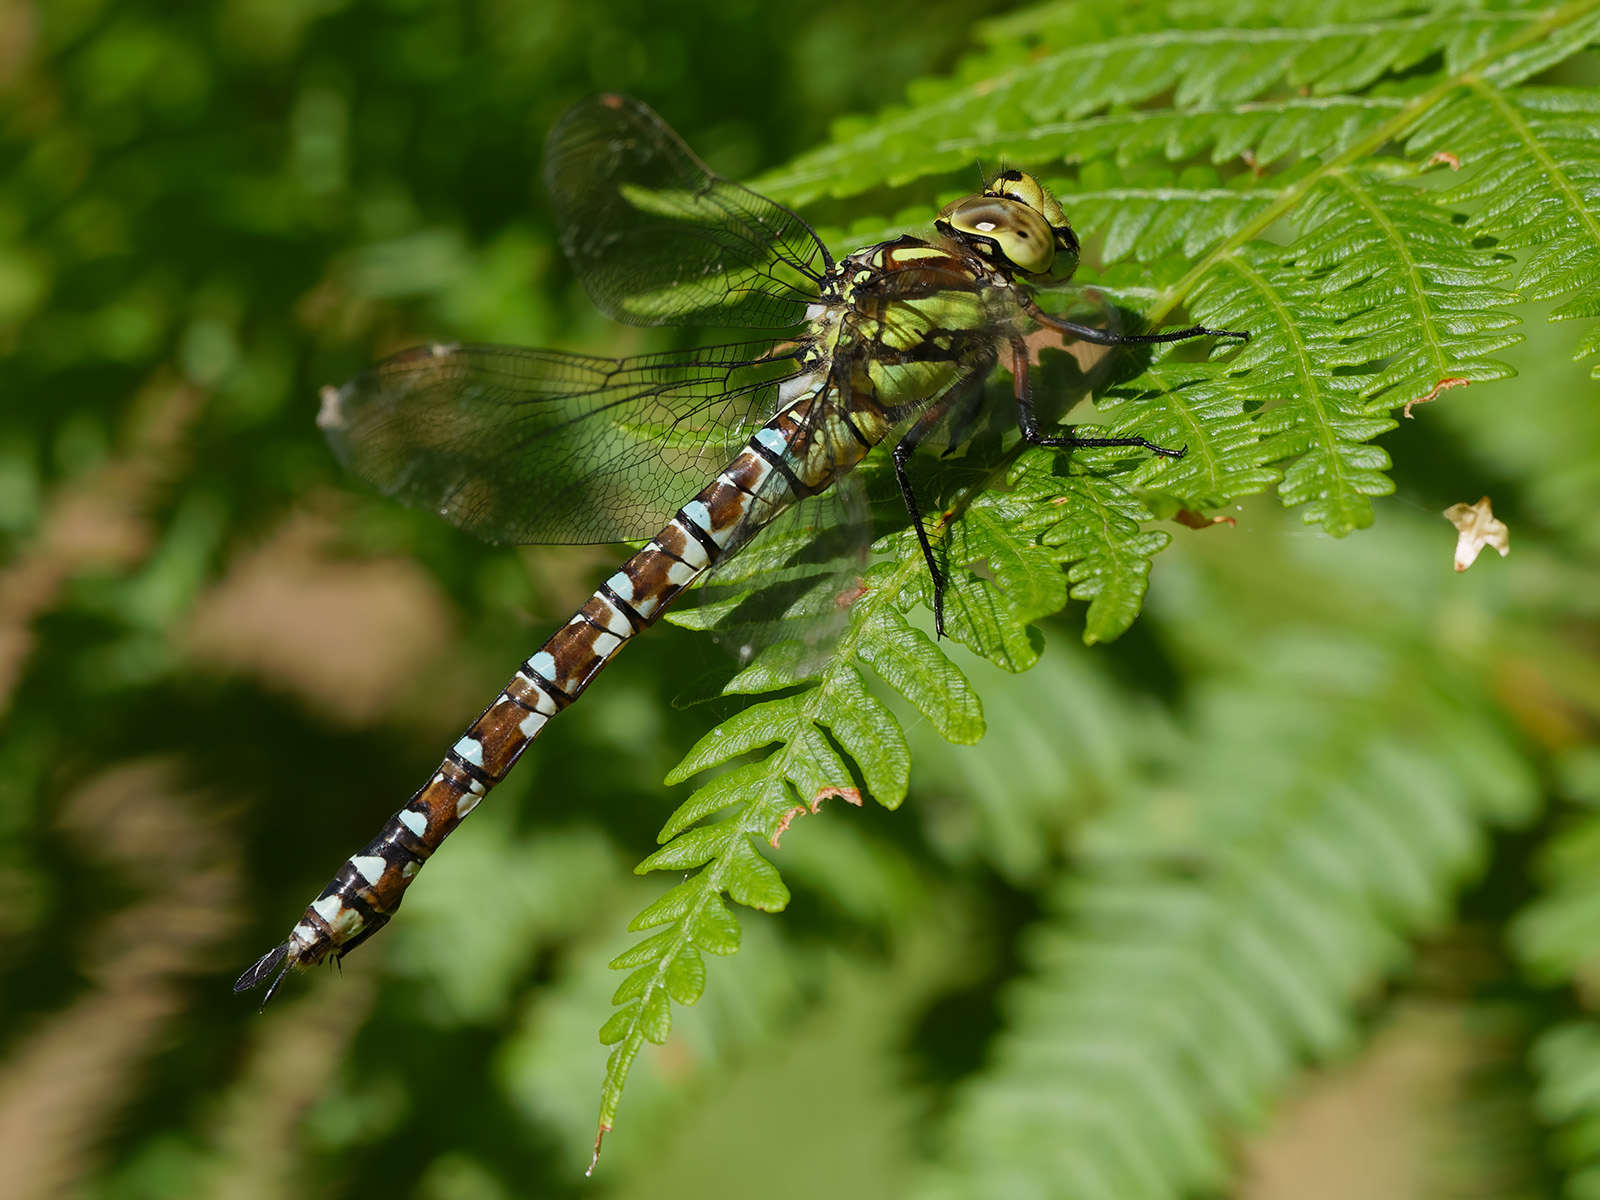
[935,169,1080,279]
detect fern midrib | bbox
[1068,187,1275,203]
[921,96,1405,163]
[1219,248,1322,416]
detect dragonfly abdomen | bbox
[237,385,843,1002]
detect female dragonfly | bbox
[236,93,1244,1003]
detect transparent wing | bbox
[545,93,831,329]
[318,340,799,545]
[669,399,883,703]
[691,474,875,650]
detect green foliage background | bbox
[1,1,1599,1198]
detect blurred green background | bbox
[1,2,1598,1199]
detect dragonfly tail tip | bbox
[234,941,291,1002]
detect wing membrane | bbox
[319,341,798,544]
[545,94,831,330]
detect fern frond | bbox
[1532,1023,1600,1198]
[1151,160,1521,533]
[1294,165,1520,401]
[996,450,1175,646]
[594,558,986,1145]
[760,3,1581,203]
[1409,86,1600,372]
[923,637,1536,1200]
[759,6,1600,547]
[590,0,1600,1149]
[766,96,1406,203]
[1102,357,1277,492]
[1513,764,1600,1195]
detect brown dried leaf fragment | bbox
[1173,509,1236,530]
[1405,376,1470,418]
[811,785,863,808]
[770,786,863,848]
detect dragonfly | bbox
[236,93,1246,1003]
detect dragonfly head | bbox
[936,169,1080,280]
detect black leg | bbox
[1020,293,1250,347]
[1010,341,1186,459]
[892,402,959,637]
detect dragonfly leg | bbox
[1019,293,1250,347]
[1010,341,1185,459]
[892,402,962,637]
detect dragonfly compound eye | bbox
[988,171,1079,257]
[936,195,1058,276]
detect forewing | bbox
[545,94,830,329]
[318,341,797,544]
